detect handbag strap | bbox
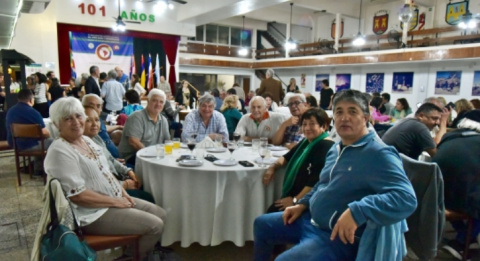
[45,178,84,240]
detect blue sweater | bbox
[298,131,417,236]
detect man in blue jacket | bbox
[254,90,417,260]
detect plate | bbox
[254,157,277,164]
[268,145,288,151]
[213,159,237,166]
[178,159,203,167]
[243,141,252,146]
[180,143,188,149]
[206,147,227,153]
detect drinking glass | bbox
[164,140,173,155]
[215,134,223,147]
[258,144,269,168]
[172,138,181,149]
[260,137,268,146]
[252,139,261,152]
[233,132,241,143]
[187,139,196,157]
[155,144,164,160]
[227,142,237,161]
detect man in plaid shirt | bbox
[272,93,308,149]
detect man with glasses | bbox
[382,103,442,159]
[272,93,307,149]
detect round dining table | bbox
[135,145,286,247]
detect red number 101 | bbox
[78,3,106,16]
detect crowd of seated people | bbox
[5,64,480,260]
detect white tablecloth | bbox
[135,146,284,247]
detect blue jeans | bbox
[254,211,358,261]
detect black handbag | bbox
[40,179,97,261]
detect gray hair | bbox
[107,69,117,79]
[81,73,89,81]
[332,90,370,116]
[199,93,216,107]
[49,97,86,127]
[423,97,444,109]
[82,93,104,106]
[249,96,267,111]
[266,68,274,77]
[148,88,166,101]
[285,93,306,105]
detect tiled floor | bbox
[0,152,475,261]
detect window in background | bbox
[206,24,217,43]
[218,26,229,45]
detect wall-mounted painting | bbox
[435,71,461,95]
[473,71,480,96]
[336,74,351,92]
[315,74,329,92]
[392,72,414,94]
[366,73,384,93]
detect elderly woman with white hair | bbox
[234,96,288,142]
[44,97,166,259]
[118,89,170,165]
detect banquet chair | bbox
[84,234,141,261]
[444,210,475,261]
[11,123,47,186]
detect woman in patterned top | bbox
[44,97,166,259]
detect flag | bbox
[70,48,76,79]
[155,53,160,87]
[140,54,146,87]
[147,54,153,91]
[129,54,135,79]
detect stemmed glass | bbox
[227,142,237,161]
[233,132,241,143]
[259,144,269,168]
[187,138,196,158]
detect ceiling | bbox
[0,0,444,50]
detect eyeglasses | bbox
[287,101,302,108]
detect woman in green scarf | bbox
[263,108,334,213]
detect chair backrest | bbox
[11,123,43,139]
[400,153,445,260]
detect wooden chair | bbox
[84,234,141,261]
[445,209,475,261]
[11,123,47,186]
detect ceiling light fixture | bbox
[113,20,126,32]
[285,2,297,50]
[459,11,477,29]
[238,16,248,56]
[7,0,23,48]
[353,0,365,46]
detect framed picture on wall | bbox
[392,72,414,94]
[301,74,306,88]
[315,74,329,92]
[472,71,480,96]
[336,74,351,92]
[435,71,461,95]
[366,73,384,93]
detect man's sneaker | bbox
[442,239,470,260]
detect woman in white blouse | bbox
[33,72,49,117]
[129,74,146,98]
[44,97,166,259]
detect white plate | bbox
[213,159,237,166]
[206,147,227,153]
[268,145,288,151]
[243,142,252,146]
[255,157,277,164]
[180,143,188,149]
[178,159,203,167]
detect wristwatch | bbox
[293,197,298,205]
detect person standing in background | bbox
[319,79,333,110]
[157,76,172,99]
[232,83,245,101]
[287,78,299,93]
[84,66,101,96]
[115,66,130,92]
[256,68,284,105]
[33,72,49,117]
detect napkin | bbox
[196,136,216,148]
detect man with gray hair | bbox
[101,69,126,116]
[235,96,288,141]
[119,89,170,165]
[84,65,101,96]
[82,93,122,158]
[182,93,229,142]
[256,68,284,104]
[272,93,307,149]
[115,66,130,92]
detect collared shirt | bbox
[101,79,126,111]
[283,124,304,144]
[235,112,288,140]
[118,109,170,161]
[181,110,229,142]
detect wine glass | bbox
[187,139,196,158]
[259,144,269,168]
[233,132,241,143]
[227,142,237,161]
